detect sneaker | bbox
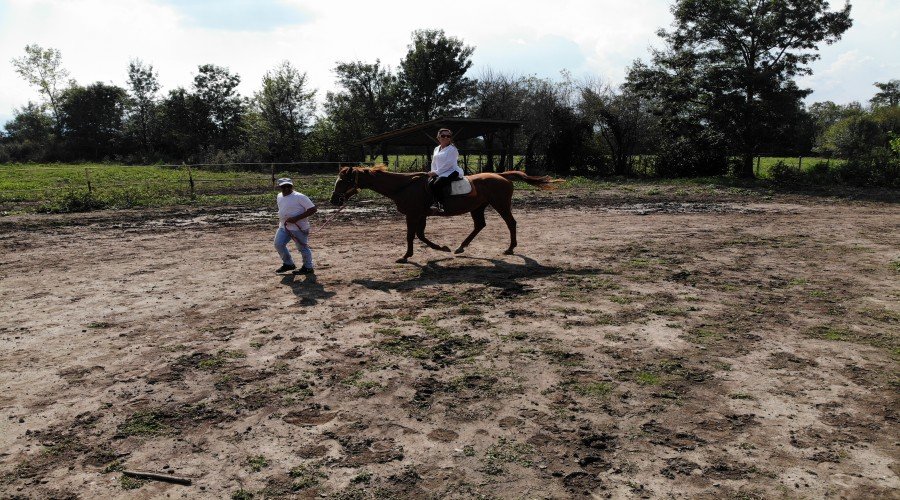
[275,264,296,273]
[293,267,315,275]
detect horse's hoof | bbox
[440,246,451,253]
[396,257,408,264]
[454,247,465,254]
[504,249,515,255]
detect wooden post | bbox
[85,169,92,194]
[798,156,803,172]
[755,156,761,176]
[188,166,195,200]
[271,164,276,187]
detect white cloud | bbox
[1,0,898,127]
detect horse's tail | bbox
[497,170,564,190]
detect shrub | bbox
[768,160,800,183]
[45,191,109,213]
[835,147,899,188]
[652,136,728,177]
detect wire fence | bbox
[0,161,376,198]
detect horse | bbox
[329,166,560,263]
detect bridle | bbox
[334,169,360,206]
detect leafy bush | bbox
[768,160,801,183]
[834,147,899,187]
[652,136,728,177]
[44,191,109,213]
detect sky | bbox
[1,0,898,129]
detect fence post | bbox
[755,156,761,176]
[188,165,195,200]
[85,169,92,194]
[271,164,276,187]
[798,156,803,172]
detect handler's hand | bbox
[428,171,437,178]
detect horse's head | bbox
[330,166,359,206]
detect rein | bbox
[283,174,356,248]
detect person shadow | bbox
[280,273,336,306]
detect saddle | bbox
[441,177,473,197]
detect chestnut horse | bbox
[330,166,560,263]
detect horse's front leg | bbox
[397,216,417,263]
[416,218,451,253]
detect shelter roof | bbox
[360,117,521,148]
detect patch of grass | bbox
[892,260,900,273]
[118,410,169,437]
[635,372,661,386]
[542,348,585,366]
[480,437,534,475]
[570,381,614,399]
[808,325,851,341]
[120,474,146,490]
[609,295,633,304]
[730,393,755,400]
[377,332,486,364]
[374,327,401,336]
[231,489,254,500]
[341,370,382,396]
[247,455,269,472]
[249,341,264,349]
[687,326,724,344]
[197,349,246,370]
[289,463,327,490]
[350,470,372,484]
[463,445,476,457]
[87,321,112,329]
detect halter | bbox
[336,169,360,205]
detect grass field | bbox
[0,157,855,214]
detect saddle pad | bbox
[449,178,473,196]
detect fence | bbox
[0,161,379,211]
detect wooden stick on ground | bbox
[122,470,192,486]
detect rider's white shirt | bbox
[431,144,465,178]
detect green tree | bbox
[255,61,316,161]
[328,60,400,162]
[627,0,852,178]
[156,87,212,160]
[2,102,56,161]
[335,60,399,134]
[126,59,161,156]
[193,64,246,150]
[11,44,72,130]
[579,80,657,176]
[870,79,900,108]
[397,29,475,124]
[59,83,128,160]
[468,69,529,171]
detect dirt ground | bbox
[1,188,898,499]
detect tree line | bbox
[2,1,898,185]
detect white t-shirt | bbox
[431,144,465,178]
[277,191,315,231]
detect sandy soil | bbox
[1,192,898,499]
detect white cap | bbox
[277,178,293,187]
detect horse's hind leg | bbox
[491,201,517,255]
[416,218,451,252]
[455,204,488,254]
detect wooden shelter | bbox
[360,117,522,173]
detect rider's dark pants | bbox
[428,171,460,205]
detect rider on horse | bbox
[428,128,464,213]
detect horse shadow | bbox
[353,254,601,294]
[280,273,336,306]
